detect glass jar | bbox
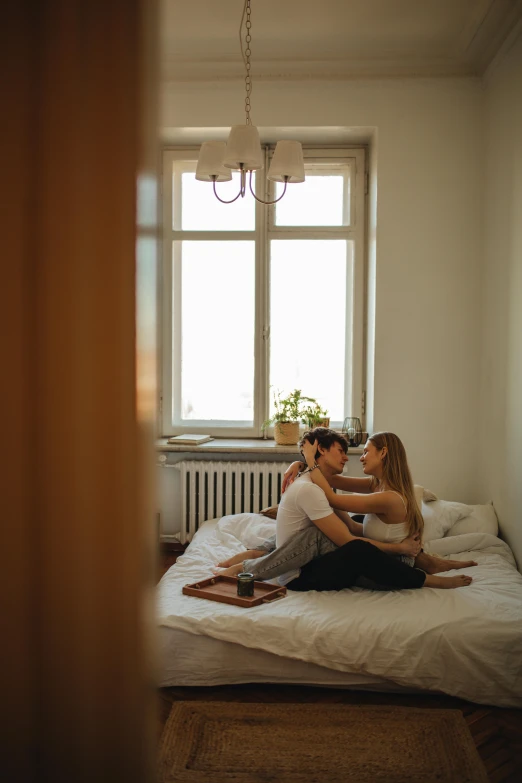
[237,572,255,597]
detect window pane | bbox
[180,172,255,231]
[274,173,348,226]
[179,241,255,422]
[270,240,350,422]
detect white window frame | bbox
[160,146,366,438]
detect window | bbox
[161,147,366,437]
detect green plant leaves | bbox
[262,389,328,430]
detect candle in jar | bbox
[237,572,255,597]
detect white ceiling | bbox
[160,0,522,81]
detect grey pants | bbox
[243,527,414,590]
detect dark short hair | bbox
[299,427,348,460]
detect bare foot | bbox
[432,557,478,572]
[424,574,473,589]
[213,563,245,578]
[416,552,478,574]
[216,549,265,568]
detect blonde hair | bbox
[368,432,424,539]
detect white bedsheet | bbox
[156,514,522,707]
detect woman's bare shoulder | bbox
[371,490,407,522]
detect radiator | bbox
[173,460,289,543]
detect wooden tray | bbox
[182,575,287,608]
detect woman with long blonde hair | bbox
[358,431,424,540]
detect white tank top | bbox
[362,491,409,543]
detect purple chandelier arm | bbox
[212,178,243,204]
[248,171,288,204]
[210,171,289,205]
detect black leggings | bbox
[288,539,426,592]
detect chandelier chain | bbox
[199,0,302,204]
[240,0,253,125]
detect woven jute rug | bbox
[158,701,489,783]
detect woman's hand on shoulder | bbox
[281,461,304,493]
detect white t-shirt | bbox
[275,473,333,584]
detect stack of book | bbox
[166,434,213,445]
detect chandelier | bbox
[195,0,305,205]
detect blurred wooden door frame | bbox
[2,2,159,781]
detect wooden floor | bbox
[158,549,522,783]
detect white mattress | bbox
[157,625,421,693]
[156,514,522,707]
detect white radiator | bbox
[173,460,289,543]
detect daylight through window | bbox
[161,147,366,438]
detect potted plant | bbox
[300,398,330,430]
[263,389,303,445]
[263,390,329,445]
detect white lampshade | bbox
[267,141,305,183]
[195,142,232,182]
[223,125,264,171]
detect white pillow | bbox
[413,485,424,508]
[414,485,438,506]
[445,502,499,537]
[216,513,275,549]
[422,499,473,542]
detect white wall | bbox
[480,32,522,566]
[162,77,483,501]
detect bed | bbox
[156,503,522,708]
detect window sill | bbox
[156,437,364,456]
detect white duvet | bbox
[156,514,522,707]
